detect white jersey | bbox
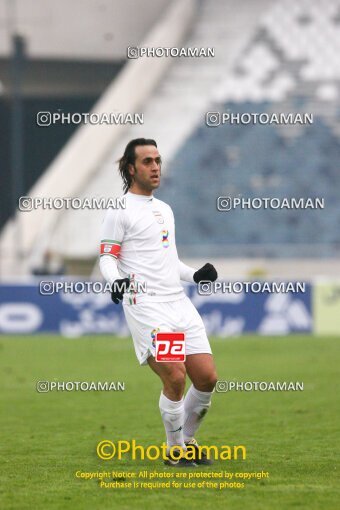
[100,192,193,303]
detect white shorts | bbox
[122,296,212,365]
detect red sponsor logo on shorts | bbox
[155,332,185,362]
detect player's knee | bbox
[169,370,186,389]
[166,368,186,396]
[196,371,218,392]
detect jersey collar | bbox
[126,191,154,202]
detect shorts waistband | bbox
[123,291,186,305]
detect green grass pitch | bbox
[0,334,339,510]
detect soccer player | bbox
[99,138,218,466]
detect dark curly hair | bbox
[118,138,158,193]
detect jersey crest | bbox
[152,210,164,224]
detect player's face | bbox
[129,145,162,194]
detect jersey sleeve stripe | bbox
[100,239,122,245]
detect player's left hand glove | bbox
[111,278,130,304]
[193,263,218,283]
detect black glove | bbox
[193,263,218,284]
[111,278,130,304]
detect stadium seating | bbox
[157,0,340,257]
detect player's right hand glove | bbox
[111,278,130,304]
[193,263,218,284]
